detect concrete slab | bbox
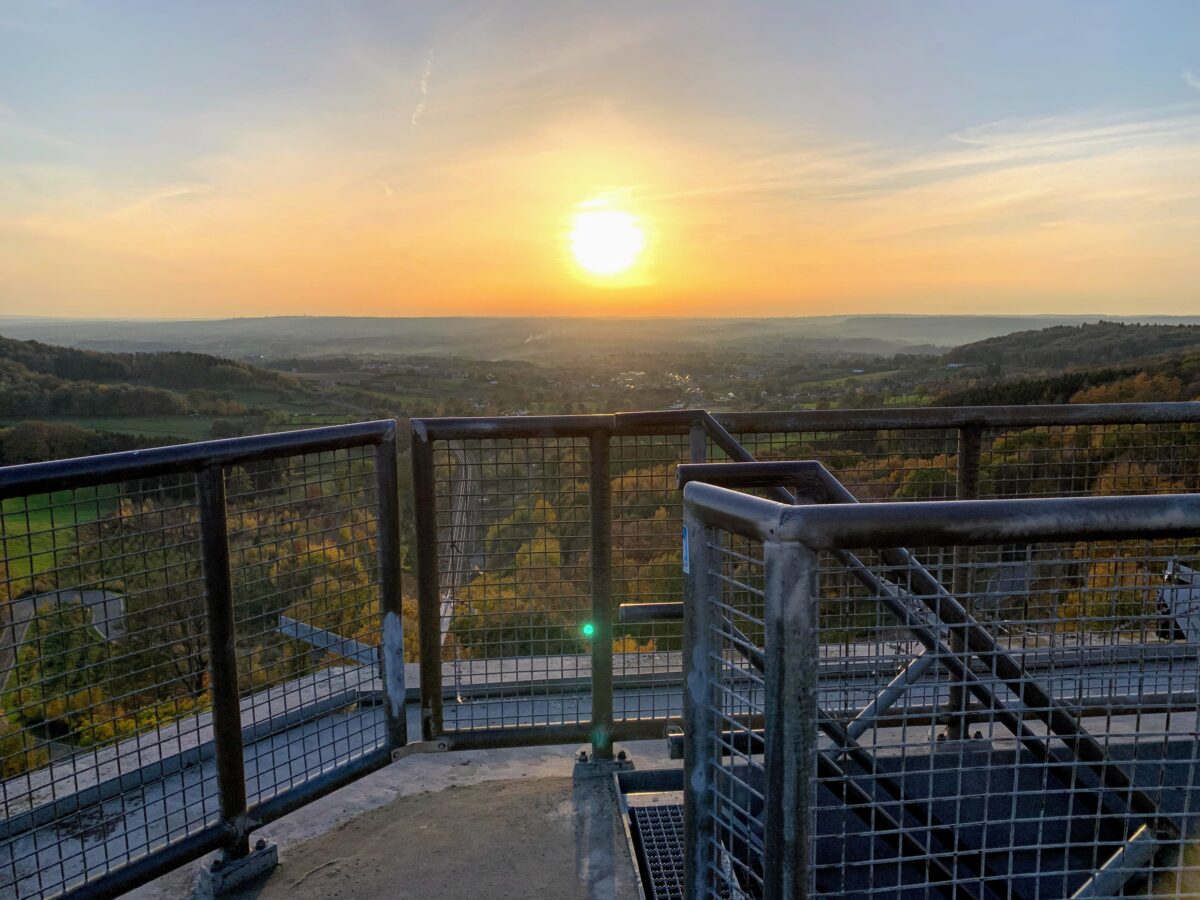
[127,739,675,900]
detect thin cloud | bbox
[411,51,434,127]
[1184,69,1200,93]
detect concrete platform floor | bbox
[130,740,672,900]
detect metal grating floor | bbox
[630,803,685,900]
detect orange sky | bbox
[2,2,1199,317]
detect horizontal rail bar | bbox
[681,482,785,541]
[438,718,676,752]
[413,401,1200,442]
[678,461,831,491]
[0,419,397,498]
[618,601,684,623]
[778,491,1200,548]
[668,692,1200,758]
[684,482,1200,548]
[717,401,1200,432]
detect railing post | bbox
[944,424,983,740]
[197,464,249,858]
[411,421,444,742]
[588,430,614,760]
[682,516,718,898]
[762,539,818,900]
[375,431,407,751]
[690,419,708,464]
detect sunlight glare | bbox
[570,202,646,277]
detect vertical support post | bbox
[944,424,982,740]
[375,431,407,751]
[197,464,249,858]
[683,515,718,899]
[588,430,614,760]
[762,539,818,900]
[411,421,444,742]
[690,419,708,464]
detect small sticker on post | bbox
[682,525,689,574]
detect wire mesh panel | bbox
[413,407,1200,751]
[224,448,388,808]
[0,474,215,898]
[728,420,1200,504]
[684,471,1200,899]
[430,436,592,733]
[981,422,1200,499]
[611,433,693,723]
[728,428,960,502]
[812,536,1200,898]
[704,528,767,899]
[0,421,401,899]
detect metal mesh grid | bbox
[730,422,1200,503]
[0,429,397,899]
[224,448,387,806]
[631,803,686,900]
[705,530,766,900]
[431,437,592,732]
[981,423,1200,498]
[811,536,1200,898]
[416,411,1200,751]
[611,434,691,723]
[0,474,215,898]
[728,428,960,502]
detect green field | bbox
[1,488,118,582]
[0,416,214,440]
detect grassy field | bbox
[0,416,214,440]
[1,488,118,582]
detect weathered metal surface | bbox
[198,464,250,859]
[589,430,615,759]
[682,516,718,900]
[0,419,397,499]
[413,401,1200,444]
[375,436,408,750]
[761,541,817,900]
[411,419,444,742]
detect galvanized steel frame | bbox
[411,402,1200,754]
[681,466,1200,900]
[0,421,407,900]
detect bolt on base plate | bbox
[195,839,279,898]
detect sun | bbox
[569,201,646,277]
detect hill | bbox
[4,315,1200,363]
[0,334,298,393]
[944,322,1200,369]
[0,335,338,462]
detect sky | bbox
[2,0,1199,318]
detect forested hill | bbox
[944,322,1200,368]
[0,334,295,391]
[0,334,316,426]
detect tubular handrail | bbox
[0,420,405,900]
[412,402,1200,755]
[681,459,1200,897]
[412,400,1200,441]
[0,419,397,498]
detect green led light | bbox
[581,621,596,638]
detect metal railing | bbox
[0,421,406,899]
[410,403,1200,756]
[4,401,1200,896]
[682,464,1200,898]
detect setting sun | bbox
[569,202,646,277]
